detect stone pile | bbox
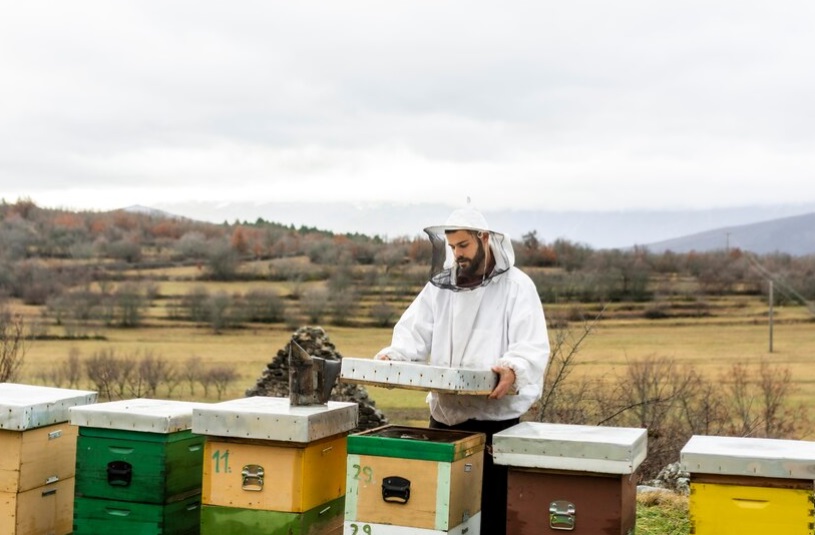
[245,326,389,431]
[638,461,690,495]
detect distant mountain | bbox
[120,204,181,219]
[642,212,815,255]
[153,200,815,254]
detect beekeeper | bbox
[375,205,550,535]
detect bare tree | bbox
[60,348,83,389]
[114,283,147,327]
[604,356,701,478]
[330,288,359,326]
[163,364,182,399]
[179,286,210,323]
[242,289,285,323]
[0,312,27,382]
[757,359,807,437]
[208,366,239,400]
[182,356,203,396]
[725,362,760,436]
[533,309,606,425]
[137,351,172,398]
[208,291,242,333]
[722,359,807,439]
[85,349,118,401]
[113,355,137,399]
[370,299,396,328]
[536,315,599,421]
[678,377,730,437]
[301,287,330,323]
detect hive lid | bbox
[0,383,98,431]
[69,398,207,433]
[492,421,648,474]
[681,434,815,480]
[340,357,496,395]
[191,396,358,443]
[347,424,485,462]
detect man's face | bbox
[446,230,487,279]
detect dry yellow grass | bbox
[570,319,815,404]
[17,313,814,422]
[19,323,396,404]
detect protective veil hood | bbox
[424,207,515,291]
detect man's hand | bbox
[375,354,391,361]
[489,365,516,399]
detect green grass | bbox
[636,492,690,535]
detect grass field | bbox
[8,260,814,426]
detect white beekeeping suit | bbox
[376,207,550,425]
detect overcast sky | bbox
[2,1,815,222]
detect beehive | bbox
[192,396,358,535]
[0,382,97,535]
[681,434,815,535]
[70,398,207,535]
[199,495,345,535]
[344,425,485,533]
[72,493,202,535]
[493,421,647,535]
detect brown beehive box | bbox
[493,422,647,535]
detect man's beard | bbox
[456,240,486,281]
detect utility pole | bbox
[768,280,774,353]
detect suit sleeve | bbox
[375,283,435,363]
[496,277,550,393]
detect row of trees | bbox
[31,348,240,401]
[1,311,239,400]
[3,199,814,306]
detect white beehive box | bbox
[191,396,358,443]
[340,357,497,395]
[493,421,648,474]
[0,383,97,430]
[681,435,815,479]
[69,398,207,433]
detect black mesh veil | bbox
[424,228,513,291]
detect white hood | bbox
[424,207,515,291]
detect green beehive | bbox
[73,493,202,535]
[70,399,207,504]
[200,496,345,535]
[75,427,204,503]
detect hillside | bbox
[644,212,815,255]
[150,200,815,254]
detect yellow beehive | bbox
[0,478,75,535]
[0,383,97,535]
[0,422,78,494]
[203,433,347,512]
[192,396,358,519]
[682,435,815,535]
